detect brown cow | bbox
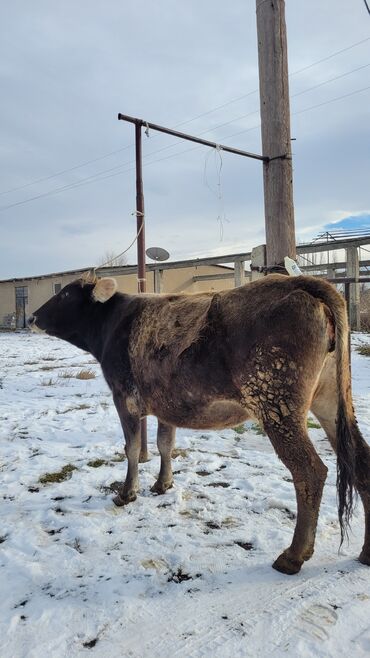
[29,273,370,574]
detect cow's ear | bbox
[92,278,118,303]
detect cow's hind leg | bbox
[151,421,176,495]
[264,417,328,574]
[356,440,370,566]
[311,367,370,566]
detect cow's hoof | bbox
[272,551,303,575]
[359,549,370,566]
[139,451,150,463]
[112,491,137,506]
[151,480,173,495]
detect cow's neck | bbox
[68,297,120,362]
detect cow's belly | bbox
[155,399,253,430]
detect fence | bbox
[107,235,369,329]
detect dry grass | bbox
[58,368,96,380]
[171,448,189,459]
[75,369,96,380]
[249,419,321,435]
[356,344,370,357]
[99,481,122,494]
[87,459,109,468]
[56,404,91,415]
[250,422,266,436]
[87,452,126,468]
[307,418,321,429]
[233,424,246,435]
[111,453,126,462]
[39,464,78,484]
[58,370,76,379]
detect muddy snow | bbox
[1,332,370,657]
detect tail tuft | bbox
[336,401,357,545]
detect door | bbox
[15,286,28,329]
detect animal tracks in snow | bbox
[294,603,338,642]
[99,563,369,658]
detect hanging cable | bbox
[97,219,145,268]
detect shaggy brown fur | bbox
[29,274,370,575]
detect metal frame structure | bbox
[118,112,269,456]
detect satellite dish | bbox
[146,246,170,262]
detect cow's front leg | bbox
[112,394,141,506]
[151,421,176,495]
[139,418,150,463]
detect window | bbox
[54,283,62,295]
[15,286,29,303]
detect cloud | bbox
[59,222,99,236]
[0,0,369,278]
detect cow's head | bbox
[28,277,118,341]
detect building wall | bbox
[115,266,235,295]
[154,266,235,294]
[0,264,237,328]
[0,283,16,327]
[0,273,82,328]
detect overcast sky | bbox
[0,0,369,278]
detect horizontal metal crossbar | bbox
[118,113,268,163]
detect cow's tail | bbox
[292,276,357,544]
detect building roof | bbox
[0,258,236,284]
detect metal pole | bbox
[134,121,148,461]
[135,121,146,294]
[344,281,351,368]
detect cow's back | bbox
[123,276,332,427]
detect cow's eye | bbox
[60,291,70,300]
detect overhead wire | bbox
[0,144,134,197]
[97,220,145,268]
[1,36,369,198]
[1,82,370,214]
[3,59,366,212]
[293,84,370,117]
[138,82,370,164]
[289,36,370,77]
[291,62,370,99]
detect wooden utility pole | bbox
[256,0,296,267]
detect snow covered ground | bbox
[1,331,370,658]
